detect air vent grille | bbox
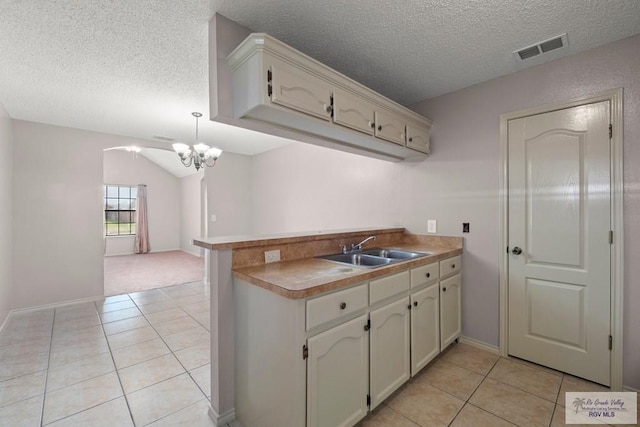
[153,135,175,142]
[515,33,568,61]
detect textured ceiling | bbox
[1,0,639,156]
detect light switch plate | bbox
[264,250,281,263]
[427,220,437,234]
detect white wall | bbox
[205,152,253,237]
[248,34,640,389]
[0,102,13,326]
[412,33,640,390]
[103,150,181,255]
[180,171,204,256]
[11,121,167,309]
[251,142,403,234]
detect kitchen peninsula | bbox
[194,227,463,427]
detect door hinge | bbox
[302,344,308,360]
[609,230,613,245]
[608,335,612,350]
[329,94,334,118]
[267,69,273,97]
[366,394,371,407]
[364,319,370,331]
[609,124,613,139]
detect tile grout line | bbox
[38,308,56,427]
[95,296,138,427]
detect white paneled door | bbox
[508,101,611,386]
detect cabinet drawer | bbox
[410,262,439,288]
[306,283,368,331]
[370,271,410,305]
[440,256,461,278]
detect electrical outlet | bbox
[463,222,470,233]
[427,220,437,234]
[264,250,281,263]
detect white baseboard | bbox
[459,335,500,355]
[9,295,104,314]
[208,406,237,426]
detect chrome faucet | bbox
[351,235,376,252]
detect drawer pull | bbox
[442,287,447,292]
[340,302,347,310]
[451,264,456,268]
[413,301,418,307]
[425,272,430,278]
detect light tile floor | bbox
[359,343,639,427]
[1,281,636,426]
[0,281,217,427]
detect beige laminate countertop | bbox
[233,243,462,299]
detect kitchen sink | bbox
[318,248,430,268]
[319,253,395,268]
[361,248,431,259]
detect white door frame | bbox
[498,88,624,390]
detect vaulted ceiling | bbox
[1,0,638,156]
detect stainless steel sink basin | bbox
[319,253,395,268]
[362,248,431,259]
[318,248,430,268]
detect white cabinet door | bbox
[369,297,410,409]
[411,284,440,376]
[307,314,369,427]
[440,273,462,350]
[332,88,375,135]
[406,123,430,154]
[374,110,406,146]
[270,63,333,121]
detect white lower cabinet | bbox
[440,273,462,349]
[233,255,462,427]
[369,297,411,409]
[307,314,370,427]
[410,283,440,376]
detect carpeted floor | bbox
[104,250,205,296]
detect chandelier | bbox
[172,112,222,171]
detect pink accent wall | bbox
[0,101,13,327]
[412,33,640,389]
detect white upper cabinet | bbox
[406,121,431,154]
[332,88,375,135]
[227,33,432,162]
[374,110,407,146]
[270,62,333,121]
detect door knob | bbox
[512,247,523,255]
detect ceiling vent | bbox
[153,135,175,142]
[515,33,568,60]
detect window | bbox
[104,185,138,236]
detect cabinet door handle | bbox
[442,287,447,292]
[340,302,346,310]
[409,137,413,142]
[425,272,430,278]
[369,121,375,129]
[325,105,333,114]
[413,301,418,307]
[451,264,456,269]
[377,125,382,131]
[407,304,412,310]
